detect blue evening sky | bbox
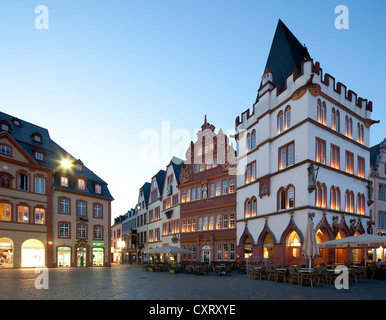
[0,1,385,219]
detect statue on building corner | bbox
[308,163,319,193]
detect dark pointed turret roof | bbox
[256,19,311,102]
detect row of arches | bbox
[0,237,45,268]
[238,216,365,265]
[315,182,366,214]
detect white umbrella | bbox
[302,219,320,271]
[318,233,386,249]
[143,246,193,254]
[318,233,386,266]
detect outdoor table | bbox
[216,265,226,275]
[298,269,313,273]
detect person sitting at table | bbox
[376,259,386,269]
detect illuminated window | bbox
[245,199,251,218]
[95,184,102,194]
[279,142,294,170]
[315,138,326,164]
[263,234,274,259]
[345,190,355,213]
[61,176,68,187]
[317,99,326,125]
[246,161,256,184]
[229,179,235,193]
[35,208,45,224]
[315,182,327,208]
[356,193,365,215]
[330,144,340,169]
[77,178,86,190]
[287,231,301,258]
[330,186,341,210]
[251,130,256,149]
[18,206,29,223]
[345,116,353,138]
[216,182,221,196]
[284,106,291,130]
[357,156,365,178]
[345,151,354,174]
[277,111,284,134]
[216,215,222,229]
[0,203,11,221]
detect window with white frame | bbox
[94,226,103,239]
[59,198,70,214]
[59,223,70,237]
[35,177,45,194]
[379,211,386,229]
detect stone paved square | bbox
[0,264,385,300]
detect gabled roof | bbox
[154,169,166,196]
[256,19,311,102]
[170,156,183,186]
[0,111,113,200]
[370,143,380,168]
[140,182,151,206]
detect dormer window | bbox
[95,184,102,194]
[75,159,83,172]
[34,149,44,160]
[0,121,10,132]
[60,176,68,187]
[35,152,44,160]
[32,132,42,142]
[77,178,86,190]
[13,118,21,126]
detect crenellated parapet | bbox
[235,59,373,129]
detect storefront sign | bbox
[92,242,104,247]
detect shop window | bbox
[0,237,13,268]
[21,239,45,267]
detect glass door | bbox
[77,248,86,267]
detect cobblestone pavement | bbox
[0,264,385,300]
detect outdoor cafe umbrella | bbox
[143,246,193,255]
[318,233,386,265]
[302,218,320,271]
[317,233,386,249]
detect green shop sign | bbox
[92,242,104,247]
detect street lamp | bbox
[60,159,72,168]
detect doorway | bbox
[58,247,71,267]
[201,245,211,264]
[77,247,86,267]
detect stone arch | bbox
[257,220,277,245]
[279,215,304,245]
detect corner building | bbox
[0,111,113,268]
[235,20,376,266]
